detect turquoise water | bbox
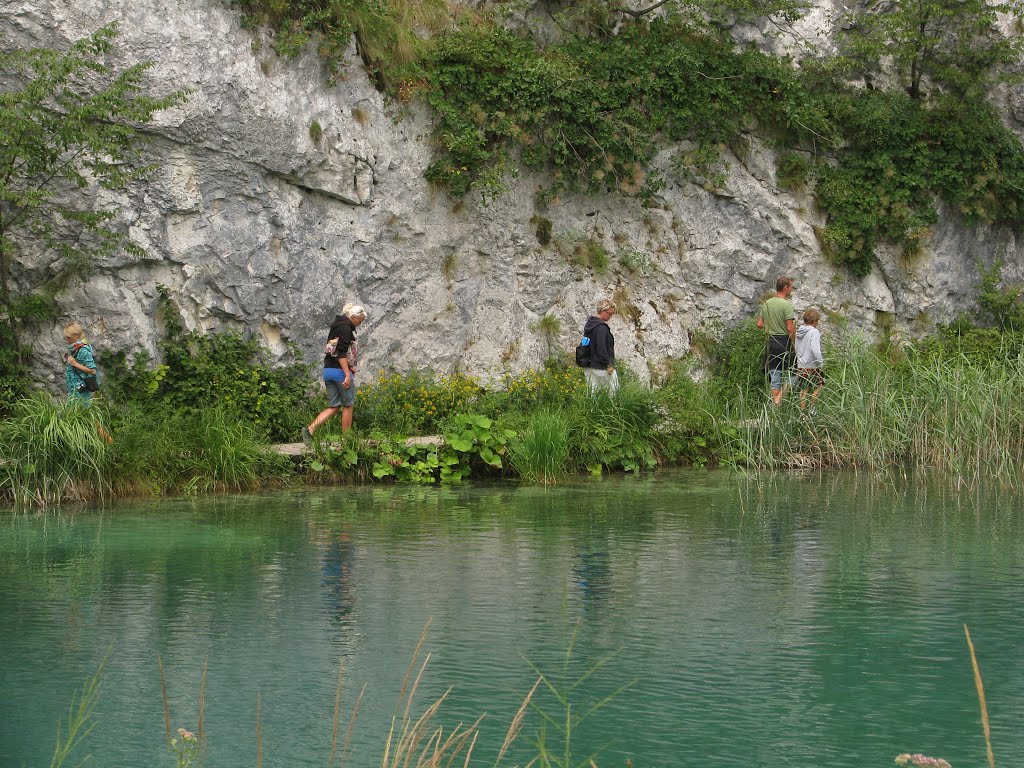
[1,471,1022,768]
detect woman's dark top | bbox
[324,315,355,370]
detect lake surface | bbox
[2,471,1022,768]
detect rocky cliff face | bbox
[5,0,1023,389]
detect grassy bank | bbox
[0,396,291,507]
[6,276,1024,505]
[5,330,1024,505]
[721,337,1024,484]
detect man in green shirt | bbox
[757,276,797,404]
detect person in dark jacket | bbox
[303,303,367,443]
[581,298,618,395]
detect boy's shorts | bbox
[796,368,824,389]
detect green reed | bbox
[105,407,289,496]
[566,381,661,473]
[0,397,290,507]
[723,339,1024,485]
[511,408,572,484]
[0,394,110,506]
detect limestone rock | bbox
[4,0,1022,391]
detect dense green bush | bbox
[98,288,315,443]
[653,361,726,467]
[354,369,486,434]
[693,319,768,407]
[423,20,829,200]
[815,91,1024,276]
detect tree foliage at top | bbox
[0,22,187,404]
[838,0,1024,100]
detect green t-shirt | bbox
[758,296,796,336]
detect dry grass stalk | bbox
[397,620,432,723]
[964,624,995,768]
[330,660,344,768]
[462,732,479,768]
[198,658,207,746]
[495,676,541,766]
[158,654,171,742]
[256,690,262,768]
[376,624,492,768]
[388,677,447,765]
[340,682,367,768]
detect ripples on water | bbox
[1,471,1023,768]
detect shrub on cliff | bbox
[0,23,187,410]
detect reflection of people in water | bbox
[572,547,612,608]
[315,527,356,625]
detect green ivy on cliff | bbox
[815,90,1024,276]
[422,20,831,200]
[235,0,1024,278]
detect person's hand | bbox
[342,375,352,389]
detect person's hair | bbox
[803,307,820,325]
[63,321,84,339]
[776,276,793,292]
[343,303,367,320]
[596,298,617,314]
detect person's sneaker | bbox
[301,426,312,446]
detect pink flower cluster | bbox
[895,753,952,768]
[177,728,196,741]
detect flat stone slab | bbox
[273,435,444,457]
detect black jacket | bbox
[324,315,355,370]
[582,316,614,368]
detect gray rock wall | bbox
[5,0,1022,391]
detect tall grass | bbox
[722,339,1024,485]
[0,394,110,507]
[568,382,660,473]
[0,397,291,507]
[511,409,572,483]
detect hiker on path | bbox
[756,277,797,405]
[795,307,824,412]
[62,322,98,404]
[304,303,367,442]
[581,298,619,396]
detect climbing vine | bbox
[422,20,830,201]
[236,0,1024,277]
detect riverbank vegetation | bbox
[5,4,1024,504]
[5,265,1024,505]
